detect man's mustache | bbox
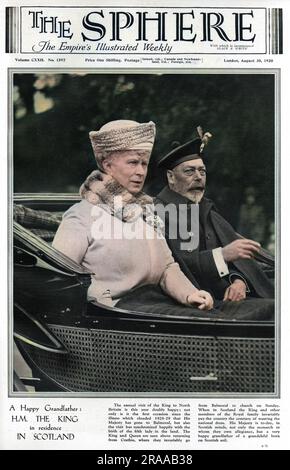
[189,184,205,190]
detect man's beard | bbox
[186,189,205,203]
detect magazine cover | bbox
[1,0,290,455]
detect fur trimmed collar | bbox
[79,170,163,231]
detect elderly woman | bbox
[53,120,214,314]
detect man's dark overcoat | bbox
[155,186,274,300]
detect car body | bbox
[13,194,276,394]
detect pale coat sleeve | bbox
[159,240,199,306]
[52,204,90,265]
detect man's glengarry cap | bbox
[89,119,156,167]
[158,126,212,170]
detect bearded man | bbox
[154,127,274,320]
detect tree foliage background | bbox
[13,72,275,249]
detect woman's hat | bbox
[89,119,156,167]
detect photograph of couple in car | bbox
[12,71,277,394]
